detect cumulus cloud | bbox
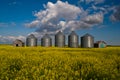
[25,20,40,28]
[25,0,104,35]
[110,6,120,21]
[0,35,25,44]
[57,13,103,32]
[82,13,103,24]
[26,1,82,33]
[35,1,81,22]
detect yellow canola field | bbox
[0,45,120,80]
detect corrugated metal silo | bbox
[81,33,94,48]
[55,31,65,47]
[68,31,79,48]
[41,34,52,47]
[26,34,37,47]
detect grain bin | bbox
[41,34,52,47]
[81,33,94,48]
[13,39,24,47]
[26,34,37,47]
[55,31,65,47]
[68,31,79,48]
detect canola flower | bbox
[0,45,120,80]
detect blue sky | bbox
[0,0,120,45]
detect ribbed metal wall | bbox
[55,31,65,47]
[68,31,79,48]
[41,34,52,47]
[26,34,37,47]
[81,33,94,48]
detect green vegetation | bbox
[0,45,120,80]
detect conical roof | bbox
[42,34,51,39]
[14,39,23,43]
[69,31,77,36]
[56,31,64,36]
[27,34,36,39]
[82,33,94,38]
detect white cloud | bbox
[0,22,16,27]
[63,21,91,31]
[91,5,106,12]
[0,35,25,44]
[82,13,103,24]
[25,1,83,34]
[25,20,40,28]
[35,1,81,22]
[57,13,103,32]
[58,13,103,31]
[85,0,105,4]
[94,0,105,4]
[8,1,21,6]
[25,0,105,37]
[9,2,17,5]
[110,6,120,21]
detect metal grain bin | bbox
[55,31,65,47]
[41,34,52,47]
[81,33,94,48]
[68,31,79,48]
[26,34,37,47]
